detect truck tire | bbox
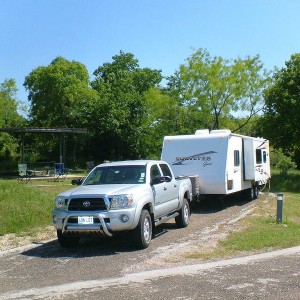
[57,230,80,248]
[175,198,190,228]
[132,209,152,249]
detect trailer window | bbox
[256,149,262,164]
[159,163,173,178]
[234,150,240,167]
[263,151,267,163]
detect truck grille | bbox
[68,198,107,211]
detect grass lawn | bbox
[0,179,73,236]
[185,170,300,259]
[0,170,300,256]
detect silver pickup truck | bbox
[52,160,193,249]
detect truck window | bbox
[159,163,173,178]
[234,150,240,167]
[150,164,161,180]
[84,165,146,185]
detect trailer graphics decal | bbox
[172,151,217,167]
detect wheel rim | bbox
[183,203,189,224]
[143,217,151,242]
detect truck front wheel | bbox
[57,230,80,248]
[175,198,190,228]
[132,209,152,249]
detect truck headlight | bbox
[55,196,67,208]
[110,194,134,209]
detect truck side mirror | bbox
[161,176,172,182]
[71,178,84,186]
[150,175,172,185]
[150,175,162,185]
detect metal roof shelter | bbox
[0,127,87,163]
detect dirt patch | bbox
[0,226,56,252]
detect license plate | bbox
[78,216,94,225]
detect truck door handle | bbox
[174,184,177,188]
[164,187,167,191]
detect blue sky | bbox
[1,0,300,107]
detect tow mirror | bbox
[161,176,172,182]
[71,178,84,186]
[150,175,172,185]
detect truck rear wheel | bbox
[132,209,152,249]
[175,198,190,228]
[57,230,80,248]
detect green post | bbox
[277,193,283,224]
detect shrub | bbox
[270,147,297,174]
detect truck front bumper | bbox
[52,208,136,236]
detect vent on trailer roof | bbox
[195,129,209,135]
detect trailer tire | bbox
[245,185,258,201]
[248,187,254,201]
[57,230,80,248]
[253,185,259,199]
[132,209,152,249]
[175,198,190,228]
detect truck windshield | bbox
[83,165,146,185]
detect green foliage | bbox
[2,49,287,166]
[24,56,96,128]
[270,148,297,174]
[172,48,270,131]
[23,57,98,163]
[261,53,300,166]
[89,51,162,160]
[270,170,300,193]
[0,79,25,158]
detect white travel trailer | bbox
[161,129,270,200]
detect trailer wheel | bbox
[175,198,190,228]
[246,185,258,201]
[132,209,152,249]
[57,230,80,248]
[253,185,259,199]
[246,187,254,201]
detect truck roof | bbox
[96,160,165,167]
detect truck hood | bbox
[59,184,145,197]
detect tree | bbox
[260,53,300,166]
[24,57,97,164]
[171,48,270,131]
[0,79,25,158]
[24,57,97,128]
[90,51,162,160]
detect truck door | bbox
[150,164,178,218]
[159,163,178,204]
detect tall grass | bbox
[0,180,72,236]
[270,169,300,193]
